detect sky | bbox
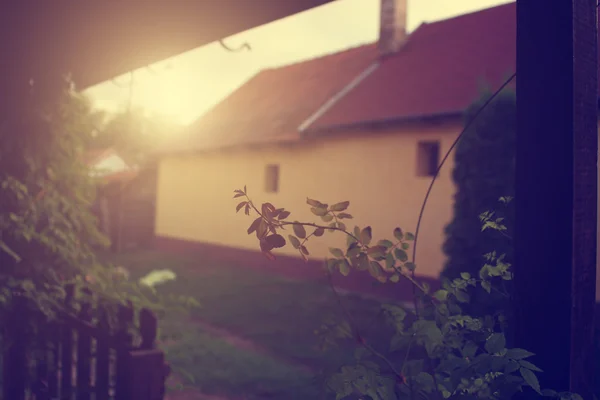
[83,0,512,126]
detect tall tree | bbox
[442,89,515,315]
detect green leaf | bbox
[462,341,478,358]
[330,201,350,212]
[454,289,469,303]
[405,232,415,241]
[306,198,324,207]
[506,348,535,360]
[265,234,286,248]
[346,242,362,258]
[367,261,383,279]
[394,248,408,262]
[300,245,309,256]
[541,389,558,398]
[311,207,329,217]
[433,290,448,301]
[405,262,416,271]
[329,247,344,258]
[337,222,347,231]
[326,258,339,273]
[389,274,400,283]
[385,252,395,269]
[236,201,247,213]
[519,360,543,372]
[401,242,410,250]
[378,239,394,249]
[460,272,471,280]
[288,235,301,249]
[415,372,435,392]
[366,245,387,259]
[337,213,353,219]
[277,210,291,220]
[481,280,492,293]
[520,367,542,394]
[339,260,350,276]
[393,227,404,241]
[293,223,306,239]
[360,227,372,245]
[504,360,520,374]
[321,214,334,222]
[313,227,325,237]
[247,218,261,235]
[485,333,506,354]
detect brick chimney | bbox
[378,0,407,56]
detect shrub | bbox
[233,188,579,400]
[442,90,516,317]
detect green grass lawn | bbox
[108,250,398,399]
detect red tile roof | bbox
[169,1,597,153]
[309,3,517,130]
[164,43,378,153]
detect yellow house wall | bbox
[155,122,462,278]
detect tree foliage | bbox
[87,108,178,167]
[0,77,190,324]
[442,90,516,316]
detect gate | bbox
[2,284,170,400]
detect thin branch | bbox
[243,194,360,241]
[219,39,252,53]
[411,73,516,266]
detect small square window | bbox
[416,141,440,177]
[265,164,280,193]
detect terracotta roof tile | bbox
[166,1,599,152]
[309,3,517,129]
[164,43,378,153]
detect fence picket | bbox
[95,306,111,400]
[115,302,134,400]
[48,322,60,399]
[76,288,93,400]
[2,290,28,400]
[1,284,169,400]
[60,284,75,399]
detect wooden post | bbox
[115,302,134,400]
[515,0,597,397]
[3,290,29,400]
[61,284,76,399]
[127,308,168,400]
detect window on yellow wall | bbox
[416,141,440,177]
[265,164,280,193]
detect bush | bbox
[442,90,515,317]
[233,188,579,399]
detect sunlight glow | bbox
[83,0,512,126]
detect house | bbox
[153,1,600,300]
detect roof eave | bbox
[303,111,464,136]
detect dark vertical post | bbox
[61,285,76,399]
[115,302,134,400]
[48,322,60,399]
[3,290,29,400]
[127,308,168,400]
[515,0,597,397]
[95,306,111,400]
[76,288,93,400]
